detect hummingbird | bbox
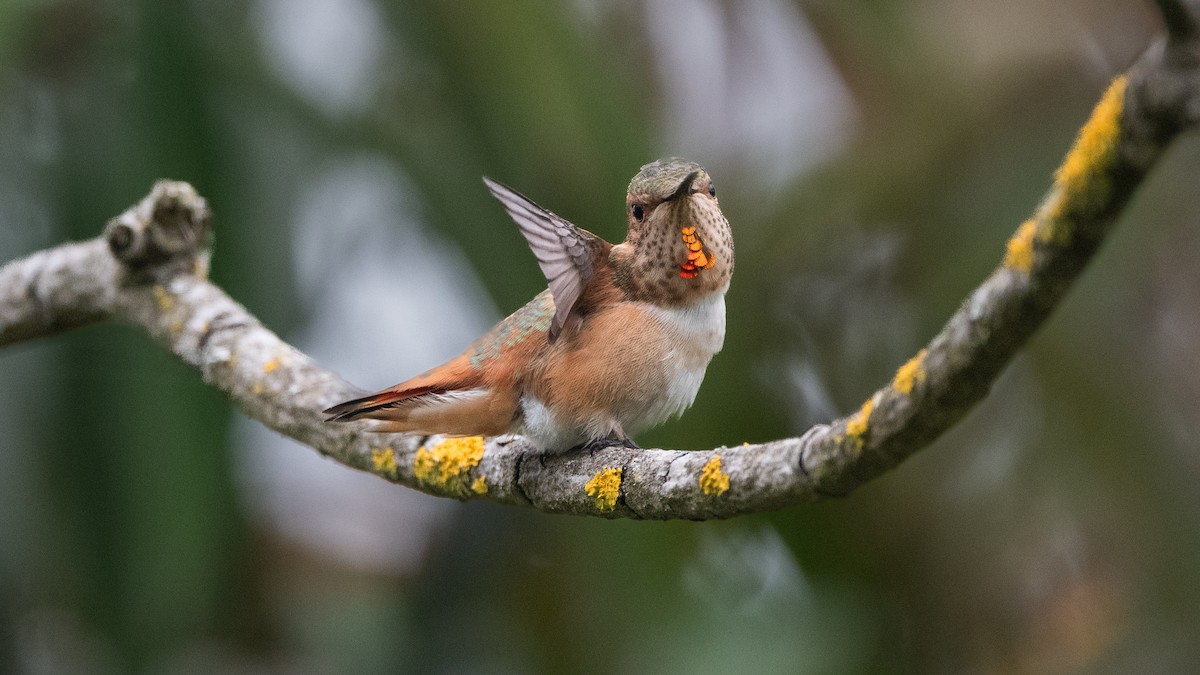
[323,158,734,452]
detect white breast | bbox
[644,291,727,357]
[632,291,727,429]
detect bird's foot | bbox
[569,422,640,452]
[571,436,640,452]
[612,422,640,449]
[574,438,624,452]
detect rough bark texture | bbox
[3,3,1200,519]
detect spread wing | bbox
[483,177,606,341]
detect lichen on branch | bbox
[3,1,1200,519]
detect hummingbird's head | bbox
[613,158,734,304]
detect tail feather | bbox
[323,385,449,422]
[324,382,519,438]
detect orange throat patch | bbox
[679,225,715,279]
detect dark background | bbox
[3,1,1200,672]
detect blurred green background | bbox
[3,0,1200,672]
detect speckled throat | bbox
[613,158,734,305]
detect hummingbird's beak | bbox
[665,170,703,202]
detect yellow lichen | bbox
[412,436,486,491]
[412,448,437,483]
[263,357,280,373]
[372,447,397,476]
[470,475,489,495]
[893,349,928,395]
[1050,75,1127,221]
[1036,215,1072,247]
[1004,219,1037,273]
[251,382,264,396]
[585,467,623,511]
[152,285,174,312]
[699,455,731,496]
[845,396,875,449]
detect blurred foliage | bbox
[3,0,1200,673]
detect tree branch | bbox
[4,9,1200,519]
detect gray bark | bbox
[3,2,1200,519]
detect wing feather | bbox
[483,177,606,340]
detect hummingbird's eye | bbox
[708,183,717,198]
[631,204,645,222]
